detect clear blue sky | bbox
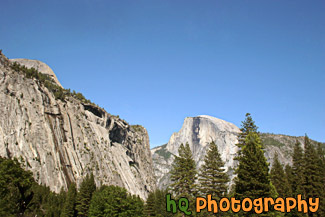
[1,0,324,146]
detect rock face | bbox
[0,53,155,199]
[152,115,322,189]
[152,115,240,189]
[10,59,62,87]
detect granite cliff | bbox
[152,115,322,189]
[0,52,155,199]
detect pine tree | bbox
[0,157,35,216]
[144,189,173,217]
[284,164,293,196]
[170,143,197,199]
[286,140,306,217]
[291,140,304,197]
[198,141,229,199]
[316,143,325,216]
[61,183,77,217]
[270,153,290,198]
[144,191,156,216]
[153,189,174,217]
[235,113,259,160]
[88,185,144,217]
[76,173,96,217]
[169,143,197,216]
[234,132,274,216]
[284,165,297,217]
[303,136,323,217]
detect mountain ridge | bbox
[0,51,155,199]
[152,115,323,189]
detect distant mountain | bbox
[151,115,323,189]
[0,52,155,199]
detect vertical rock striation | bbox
[152,115,323,189]
[0,52,155,199]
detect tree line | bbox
[145,113,325,217]
[0,157,144,216]
[1,113,324,216]
[10,62,93,104]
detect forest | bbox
[1,114,324,216]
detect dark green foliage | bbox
[155,144,172,161]
[44,189,66,217]
[235,113,259,158]
[76,173,96,217]
[286,140,305,217]
[144,191,156,216]
[0,157,66,217]
[131,125,144,132]
[235,133,272,199]
[198,141,229,199]
[169,143,197,216]
[10,61,92,103]
[284,164,293,197]
[284,165,296,217]
[261,137,285,147]
[291,140,305,197]
[144,189,173,217]
[316,143,325,216]
[303,136,324,217]
[170,143,197,199]
[88,185,144,217]
[234,133,276,216]
[270,153,290,198]
[0,157,149,216]
[61,183,77,217]
[0,156,35,216]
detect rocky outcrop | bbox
[152,115,240,189]
[10,58,62,87]
[152,115,322,189]
[0,52,155,199]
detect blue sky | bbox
[1,0,324,146]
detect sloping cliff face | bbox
[152,115,321,189]
[152,115,240,189]
[0,53,155,199]
[10,58,62,87]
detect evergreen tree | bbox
[88,185,144,217]
[61,183,77,217]
[284,164,294,196]
[153,189,174,217]
[291,140,304,197]
[303,136,323,217]
[45,189,66,217]
[76,173,96,217]
[170,143,197,199]
[0,157,35,216]
[234,132,274,216]
[144,191,156,216]
[236,113,258,153]
[198,141,229,199]
[284,165,297,217]
[316,143,325,216]
[169,143,197,216]
[270,153,290,198]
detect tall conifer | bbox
[198,141,229,199]
[303,136,323,217]
[61,183,77,217]
[234,132,275,216]
[170,143,197,199]
[291,140,304,197]
[144,192,156,216]
[316,143,325,216]
[270,153,290,198]
[76,173,96,217]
